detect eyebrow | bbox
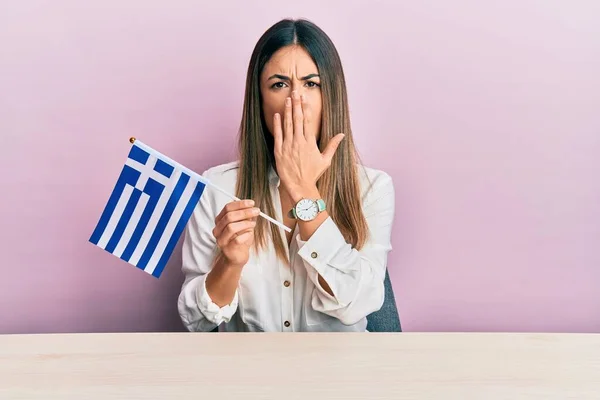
[267,73,320,81]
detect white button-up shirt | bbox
[178,161,395,332]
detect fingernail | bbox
[274,113,280,120]
[286,98,291,106]
[246,200,254,206]
[252,208,260,215]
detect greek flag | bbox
[90,140,207,278]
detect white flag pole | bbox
[130,138,292,233]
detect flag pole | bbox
[129,137,292,233]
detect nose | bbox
[291,81,307,97]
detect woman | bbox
[178,18,395,332]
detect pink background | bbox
[1,1,599,334]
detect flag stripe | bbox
[90,165,140,245]
[136,172,190,270]
[96,184,134,249]
[127,168,183,266]
[143,176,196,274]
[151,181,206,278]
[113,192,149,258]
[105,188,142,253]
[120,178,164,262]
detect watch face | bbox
[295,199,319,221]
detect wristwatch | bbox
[288,198,327,222]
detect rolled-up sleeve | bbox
[295,172,395,326]
[177,169,238,332]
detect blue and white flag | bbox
[90,139,207,278]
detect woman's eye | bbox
[271,82,287,89]
[271,81,320,89]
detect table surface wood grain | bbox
[0,332,598,399]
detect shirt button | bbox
[311,252,318,259]
[284,321,290,328]
[283,280,290,287]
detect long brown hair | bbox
[236,18,370,263]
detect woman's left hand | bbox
[273,90,345,202]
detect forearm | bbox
[205,256,243,307]
[289,184,334,296]
[294,172,395,325]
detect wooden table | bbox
[0,332,598,399]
